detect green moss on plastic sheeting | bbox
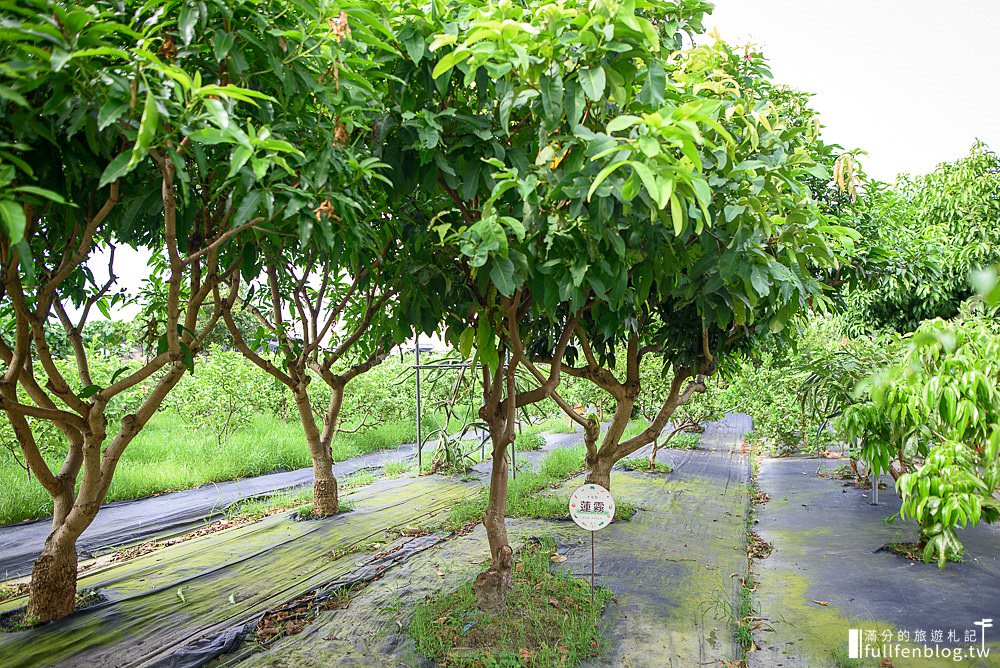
[750,457,1000,668]
[226,523,581,668]
[534,425,752,668]
[0,475,479,668]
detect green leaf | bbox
[630,161,659,203]
[539,71,564,123]
[432,48,471,79]
[401,28,426,64]
[213,30,235,62]
[458,326,475,358]
[232,191,262,228]
[0,85,28,108]
[669,193,684,235]
[126,89,159,171]
[99,152,132,189]
[587,159,628,201]
[13,186,69,204]
[750,265,771,297]
[180,342,195,373]
[578,66,606,102]
[0,199,26,244]
[489,256,517,296]
[606,115,641,134]
[179,4,199,46]
[476,318,499,373]
[78,384,101,399]
[638,61,665,107]
[97,100,129,131]
[228,145,253,179]
[109,366,130,385]
[724,204,746,222]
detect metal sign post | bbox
[569,484,616,606]
[590,531,595,604]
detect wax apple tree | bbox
[527,39,855,489]
[0,0,363,621]
[212,4,423,517]
[379,0,804,609]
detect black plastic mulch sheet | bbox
[219,414,755,668]
[0,441,423,582]
[0,476,476,668]
[222,527,500,667]
[750,457,1000,667]
[571,414,752,666]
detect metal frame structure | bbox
[412,342,516,478]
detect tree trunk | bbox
[474,545,513,614]
[293,385,338,517]
[27,533,78,622]
[586,453,614,491]
[312,467,339,516]
[28,486,93,623]
[647,438,660,470]
[475,424,513,611]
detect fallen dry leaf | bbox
[519,648,532,660]
[433,616,448,625]
[436,569,445,577]
[550,553,568,563]
[548,598,560,608]
[813,601,831,606]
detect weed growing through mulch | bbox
[878,542,963,564]
[0,582,28,605]
[618,457,673,473]
[409,537,612,667]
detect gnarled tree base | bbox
[27,545,78,622]
[312,476,339,517]
[474,545,513,613]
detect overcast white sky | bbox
[703,0,1000,182]
[92,3,1000,316]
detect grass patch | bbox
[291,500,354,521]
[530,415,579,434]
[409,537,612,667]
[0,413,427,526]
[445,446,636,528]
[668,431,701,450]
[619,457,673,473]
[222,469,375,522]
[513,432,545,452]
[620,418,650,442]
[224,487,314,522]
[617,421,701,451]
[384,461,412,477]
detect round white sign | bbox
[569,484,615,531]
